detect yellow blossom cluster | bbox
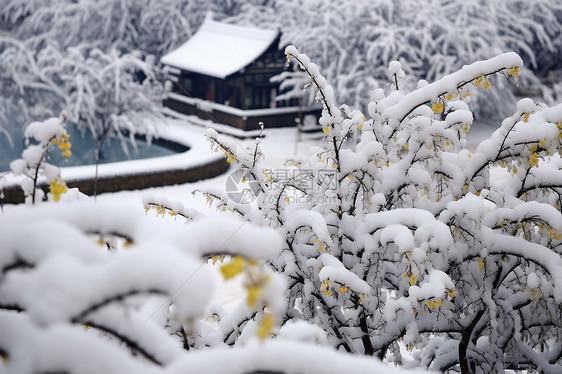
[212,143,236,163]
[144,204,180,218]
[529,152,539,168]
[256,313,274,340]
[405,273,418,286]
[52,134,72,158]
[530,287,543,303]
[321,279,332,296]
[319,278,367,305]
[49,178,68,202]
[431,102,444,114]
[219,255,275,340]
[474,75,491,90]
[262,170,273,182]
[313,237,328,253]
[426,298,444,309]
[546,228,562,241]
[509,66,520,80]
[477,257,485,270]
[446,288,457,298]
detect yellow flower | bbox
[62,149,72,158]
[318,242,326,253]
[539,138,547,148]
[220,256,245,279]
[529,153,539,168]
[530,287,542,303]
[403,144,409,150]
[348,174,354,180]
[446,288,456,298]
[49,178,68,202]
[426,298,444,309]
[256,313,275,340]
[358,123,363,131]
[321,279,332,296]
[246,284,261,307]
[445,93,457,100]
[323,126,331,134]
[509,66,520,80]
[483,78,491,90]
[226,155,236,163]
[523,113,530,123]
[83,324,92,331]
[338,286,348,293]
[478,257,485,270]
[431,102,444,114]
[474,76,483,87]
[409,274,418,286]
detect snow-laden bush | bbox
[0,195,423,374]
[0,112,73,204]
[200,46,562,373]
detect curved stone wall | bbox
[1,157,229,204]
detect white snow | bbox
[161,20,278,79]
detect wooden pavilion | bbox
[160,20,320,131]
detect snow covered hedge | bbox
[201,46,562,373]
[0,199,423,374]
[0,116,417,373]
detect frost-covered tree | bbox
[228,0,562,119]
[0,0,210,138]
[199,46,562,373]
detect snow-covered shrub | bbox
[0,197,421,374]
[200,46,562,373]
[1,112,72,204]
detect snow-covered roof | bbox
[160,20,279,79]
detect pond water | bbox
[0,124,188,172]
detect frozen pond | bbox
[0,125,188,172]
